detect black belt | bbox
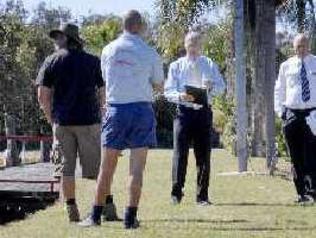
[285,107,316,118]
[178,104,212,111]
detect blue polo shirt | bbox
[36,49,104,126]
[101,32,164,104]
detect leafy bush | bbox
[81,16,122,56]
[275,117,288,158]
[212,96,236,151]
[153,97,176,148]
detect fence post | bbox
[40,126,51,162]
[4,113,20,166]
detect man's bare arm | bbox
[38,86,53,124]
[98,86,106,116]
[152,82,164,94]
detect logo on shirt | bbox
[114,59,135,66]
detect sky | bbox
[23,0,156,17]
[20,1,290,35]
[21,0,228,25]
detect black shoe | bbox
[297,195,315,206]
[66,203,80,222]
[102,203,121,221]
[197,200,212,206]
[124,218,140,229]
[171,196,182,205]
[78,215,101,227]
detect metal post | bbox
[235,0,248,171]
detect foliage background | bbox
[0,0,307,158]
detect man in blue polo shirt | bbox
[37,24,104,222]
[79,10,164,229]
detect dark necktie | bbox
[301,60,311,102]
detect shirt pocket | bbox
[309,70,316,91]
[285,69,299,88]
[309,70,316,79]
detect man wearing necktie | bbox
[275,34,316,205]
[164,31,225,205]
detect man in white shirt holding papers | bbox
[275,33,316,205]
[164,31,225,205]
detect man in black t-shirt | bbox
[36,24,112,222]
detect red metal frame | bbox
[0,135,53,142]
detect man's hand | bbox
[180,93,195,102]
[153,83,164,94]
[203,81,213,92]
[100,105,107,118]
[98,86,106,117]
[38,86,53,125]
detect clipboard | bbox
[184,85,208,105]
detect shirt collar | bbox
[295,54,312,64]
[121,31,142,41]
[185,55,202,64]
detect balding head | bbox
[293,33,310,58]
[184,31,202,58]
[123,10,144,34]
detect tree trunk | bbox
[235,0,248,172]
[263,0,277,171]
[308,0,316,53]
[4,113,20,166]
[250,0,266,158]
[255,0,276,171]
[297,0,306,33]
[244,0,256,157]
[244,0,266,157]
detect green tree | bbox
[31,1,72,31]
[0,1,72,164]
[81,15,122,56]
[156,0,222,62]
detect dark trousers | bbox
[283,108,316,197]
[171,105,212,202]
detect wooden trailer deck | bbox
[0,163,60,215]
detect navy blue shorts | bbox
[101,102,157,150]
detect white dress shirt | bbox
[164,56,225,109]
[275,54,316,117]
[101,32,164,104]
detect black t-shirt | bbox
[36,49,104,126]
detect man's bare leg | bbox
[62,176,80,222]
[79,147,148,228]
[95,147,120,205]
[79,147,121,226]
[124,148,147,228]
[62,176,75,200]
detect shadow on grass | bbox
[142,219,316,232]
[215,202,297,207]
[145,218,249,224]
[205,226,316,232]
[141,219,316,232]
[273,170,292,181]
[0,202,57,225]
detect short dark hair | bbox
[123,10,143,32]
[67,38,83,50]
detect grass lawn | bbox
[1,149,316,238]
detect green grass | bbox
[1,149,316,238]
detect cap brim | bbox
[49,30,65,39]
[49,29,84,46]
